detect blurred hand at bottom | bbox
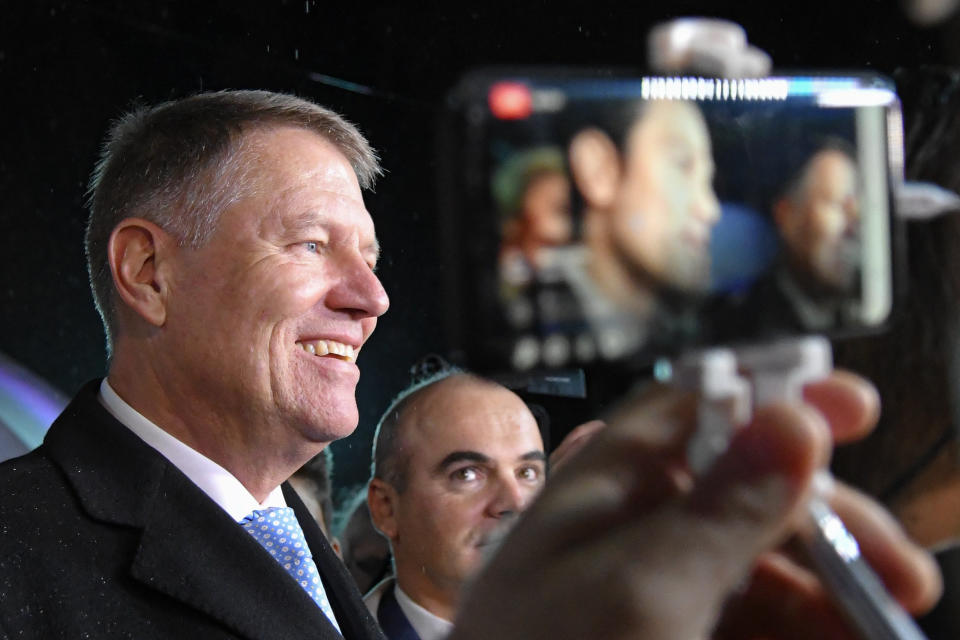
[449,371,941,640]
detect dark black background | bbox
[0,0,950,496]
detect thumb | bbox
[687,402,832,575]
[617,402,832,638]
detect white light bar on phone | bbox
[641,77,790,101]
[639,76,894,105]
[817,88,898,108]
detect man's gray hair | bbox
[85,89,381,357]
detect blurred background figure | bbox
[494,146,573,288]
[563,99,721,359]
[733,140,862,334]
[289,449,340,553]
[775,143,861,299]
[337,487,393,595]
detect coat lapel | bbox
[44,381,353,639]
[285,485,385,640]
[130,465,343,640]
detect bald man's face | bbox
[372,377,546,612]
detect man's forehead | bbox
[245,126,363,190]
[631,101,709,146]
[808,149,855,176]
[402,380,542,449]
[802,151,856,195]
[239,130,378,246]
[247,193,379,258]
[269,194,376,236]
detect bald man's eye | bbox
[451,467,481,483]
[517,465,542,483]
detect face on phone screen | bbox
[442,74,899,372]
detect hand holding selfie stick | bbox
[651,18,929,640]
[670,338,928,640]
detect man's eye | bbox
[518,466,541,482]
[452,467,479,482]
[304,241,319,253]
[674,155,695,174]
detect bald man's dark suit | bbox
[0,380,384,640]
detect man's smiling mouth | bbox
[296,339,358,363]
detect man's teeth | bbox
[296,340,357,363]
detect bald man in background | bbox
[365,372,548,639]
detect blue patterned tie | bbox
[240,506,342,635]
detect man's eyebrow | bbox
[434,450,546,474]
[520,451,547,463]
[435,451,491,473]
[282,210,381,261]
[281,209,329,235]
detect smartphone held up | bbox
[439,71,901,376]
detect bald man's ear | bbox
[568,127,620,209]
[107,218,174,328]
[367,479,400,542]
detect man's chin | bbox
[289,402,360,443]
[815,266,859,296]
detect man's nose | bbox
[694,184,721,225]
[327,252,390,319]
[489,476,532,519]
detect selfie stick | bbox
[651,18,929,640]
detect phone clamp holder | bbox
[647,17,772,78]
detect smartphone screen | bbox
[439,71,901,373]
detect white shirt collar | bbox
[776,269,843,330]
[559,246,648,359]
[395,583,454,640]
[98,378,286,522]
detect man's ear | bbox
[367,479,400,542]
[568,127,620,209]
[773,197,798,240]
[107,218,174,328]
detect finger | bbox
[460,393,832,640]
[673,403,833,638]
[513,388,698,556]
[545,385,698,486]
[827,482,943,614]
[720,481,943,638]
[803,369,880,444]
[574,401,833,638]
[689,404,830,553]
[715,551,853,640]
[548,419,606,472]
